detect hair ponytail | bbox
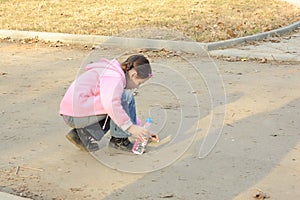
[121,55,152,79]
[121,61,134,72]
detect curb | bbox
[0,29,207,53]
[206,20,300,51]
[282,0,300,7]
[0,21,299,52]
[0,192,32,200]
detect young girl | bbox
[59,55,158,152]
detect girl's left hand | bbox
[127,124,151,141]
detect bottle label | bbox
[132,138,148,155]
[132,118,152,155]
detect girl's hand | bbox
[127,125,151,141]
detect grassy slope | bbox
[0,0,299,42]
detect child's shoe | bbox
[66,129,87,151]
[66,129,99,152]
[109,136,133,152]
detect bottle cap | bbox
[145,118,152,123]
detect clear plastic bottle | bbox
[132,118,152,155]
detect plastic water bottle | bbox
[132,118,152,155]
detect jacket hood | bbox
[85,58,125,79]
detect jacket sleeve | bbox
[100,77,133,131]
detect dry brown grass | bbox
[0,0,299,42]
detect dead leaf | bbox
[269,38,280,43]
[263,27,271,32]
[70,188,83,192]
[194,24,202,29]
[159,193,174,198]
[226,123,234,127]
[253,190,270,199]
[217,21,224,27]
[259,58,267,63]
[227,29,237,37]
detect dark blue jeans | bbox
[110,89,136,138]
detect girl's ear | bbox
[129,69,138,79]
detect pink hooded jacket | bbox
[59,58,133,131]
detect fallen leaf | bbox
[217,21,224,28]
[226,123,234,127]
[259,58,268,63]
[194,24,202,29]
[227,29,237,37]
[160,193,174,198]
[263,27,271,32]
[270,39,280,43]
[70,188,83,192]
[253,190,270,199]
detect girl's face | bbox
[125,69,149,89]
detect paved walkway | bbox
[0,192,31,200]
[0,15,299,200]
[209,29,300,62]
[283,0,300,7]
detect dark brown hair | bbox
[121,55,152,79]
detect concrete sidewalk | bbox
[0,18,299,200]
[1,27,299,63]
[209,29,300,62]
[0,192,32,200]
[283,0,300,7]
[1,30,300,200]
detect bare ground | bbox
[0,38,300,200]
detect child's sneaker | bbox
[66,129,99,152]
[109,136,133,152]
[66,129,86,151]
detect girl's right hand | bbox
[127,124,150,141]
